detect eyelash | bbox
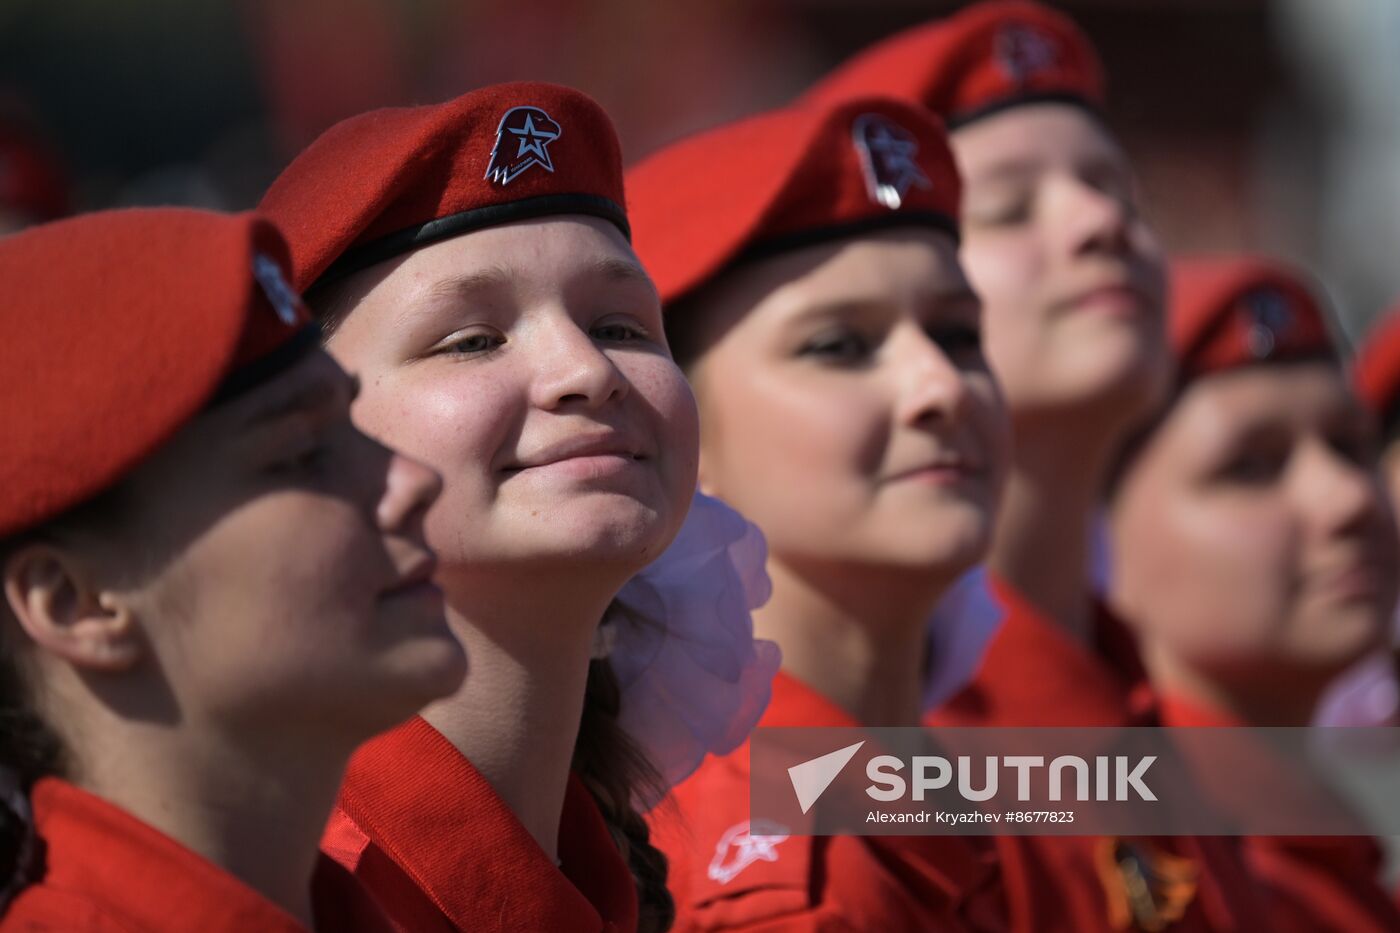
[929,325,983,359]
[592,321,650,343]
[798,331,871,364]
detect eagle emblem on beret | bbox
[252,253,304,326]
[485,106,562,186]
[995,23,1060,85]
[852,114,931,211]
[1244,288,1295,359]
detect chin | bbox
[877,514,993,574]
[1047,349,1168,419]
[531,496,681,565]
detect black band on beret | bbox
[738,211,960,267]
[946,91,1103,131]
[207,324,322,408]
[312,193,631,292]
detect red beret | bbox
[1169,256,1337,385]
[627,95,962,307]
[803,0,1104,129]
[0,209,313,538]
[1353,309,1400,426]
[260,81,628,293]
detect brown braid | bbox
[573,657,675,933]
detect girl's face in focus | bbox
[324,216,699,584]
[1111,362,1399,688]
[682,228,1010,581]
[954,104,1170,426]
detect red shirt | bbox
[321,715,638,933]
[1160,695,1400,933]
[651,670,1008,932]
[1,778,385,932]
[932,578,1154,728]
[928,581,1272,932]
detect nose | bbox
[377,451,444,535]
[529,316,630,411]
[1060,175,1136,259]
[1300,440,1390,543]
[893,326,972,429]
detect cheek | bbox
[358,367,518,491]
[702,367,882,514]
[961,234,1043,320]
[619,355,700,485]
[1120,491,1296,646]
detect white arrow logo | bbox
[788,741,865,814]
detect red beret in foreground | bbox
[803,0,1104,128]
[1169,256,1336,385]
[0,209,312,537]
[627,95,962,306]
[1352,309,1400,425]
[261,81,628,293]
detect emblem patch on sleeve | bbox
[707,819,790,885]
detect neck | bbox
[421,563,621,861]
[988,418,1116,643]
[1144,644,1329,727]
[756,556,953,726]
[66,703,349,926]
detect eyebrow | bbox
[240,372,358,430]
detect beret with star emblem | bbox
[803,0,1104,129]
[0,208,314,537]
[627,95,962,308]
[260,81,628,295]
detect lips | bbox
[504,432,646,472]
[382,553,438,597]
[884,456,984,484]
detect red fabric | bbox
[626,95,962,306]
[931,578,1155,729]
[0,778,386,932]
[1169,256,1337,384]
[651,671,1007,932]
[1158,696,1400,933]
[321,715,637,933]
[260,81,628,291]
[0,208,309,537]
[802,0,1104,127]
[928,583,1273,931]
[1353,307,1400,422]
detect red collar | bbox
[759,669,863,729]
[334,716,638,932]
[932,578,1156,726]
[6,778,310,931]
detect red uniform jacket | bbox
[1160,695,1400,933]
[932,578,1154,729]
[0,777,386,932]
[651,670,1008,932]
[928,580,1272,932]
[320,715,638,933]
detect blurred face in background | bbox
[1110,361,1398,703]
[679,228,1010,585]
[953,103,1170,432]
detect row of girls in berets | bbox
[1,1,1398,931]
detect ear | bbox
[2,544,143,672]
